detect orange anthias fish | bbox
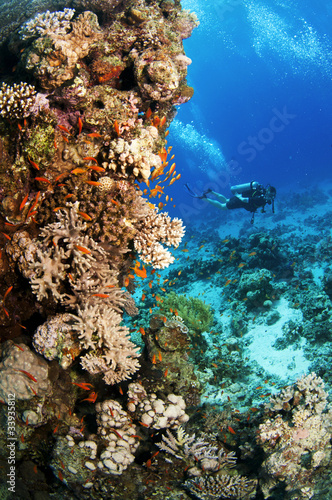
[75,245,91,254]
[114,120,120,136]
[158,148,167,163]
[72,382,94,391]
[82,391,98,403]
[78,117,83,135]
[134,266,147,279]
[14,369,37,383]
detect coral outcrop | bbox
[0,341,51,403]
[257,373,332,499]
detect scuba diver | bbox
[185,181,276,224]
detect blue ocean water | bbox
[166,0,332,223]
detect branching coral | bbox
[157,426,257,499]
[184,474,257,500]
[19,9,75,40]
[27,203,140,384]
[0,82,37,120]
[134,205,185,269]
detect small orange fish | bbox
[58,124,71,134]
[111,199,119,206]
[87,132,102,138]
[238,263,246,268]
[72,382,94,391]
[224,279,232,286]
[134,266,147,279]
[159,116,167,127]
[165,130,169,137]
[13,343,24,351]
[86,180,101,186]
[87,165,105,172]
[83,157,98,163]
[152,354,156,364]
[14,369,37,382]
[124,277,130,287]
[75,245,91,254]
[35,177,51,184]
[82,391,98,403]
[58,471,64,481]
[91,293,110,298]
[54,172,67,182]
[28,157,40,170]
[158,351,162,362]
[71,168,87,175]
[3,286,13,301]
[139,326,145,336]
[164,368,168,377]
[153,116,160,127]
[78,211,92,221]
[114,120,120,136]
[248,251,256,257]
[146,108,152,119]
[78,117,83,135]
[19,194,29,211]
[141,293,146,301]
[64,194,74,199]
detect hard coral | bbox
[23,11,102,90]
[19,9,75,40]
[258,373,332,499]
[134,205,185,269]
[106,125,162,183]
[0,82,37,120]
[0,341,51,403]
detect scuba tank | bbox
[231,181,261,195]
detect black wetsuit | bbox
[226,186,268,213]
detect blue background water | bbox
[166,0,332,222]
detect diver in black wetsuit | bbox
[185,181,276,223]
